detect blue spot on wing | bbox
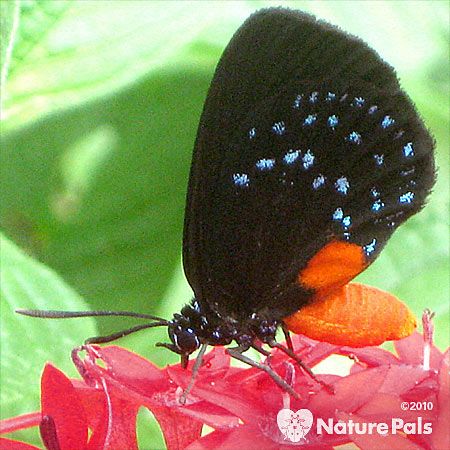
[363,239,377,256]
[312,174,326,190]
[335,176,350,195]
[272,121,286,135]
[232,173,250,187]
[373,154,384,166]
[283,150,300,165]
[255,158,276,171]
[399,191,415,204]
[352,97,365,107]
[309,91,319,103]
[346,131,362,144]
[327,115,339,128]
[342,215,352,229]
[332,207,344,220]
[302,149,315,170]
[381,115,395,129]
[303,114,317,126]
[293,94,303,109]
[372,199,385,212]
[403,142,415,158]
[371,187,380,198]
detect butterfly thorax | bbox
[165,298,280,358]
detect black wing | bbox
[182,8,435,318]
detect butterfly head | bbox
[156,304,203,368]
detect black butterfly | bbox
[18,7,435,400]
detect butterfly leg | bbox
[251,342,273,368]
[227,346,299,399]
[179,342,209,404]
[251,342,271,357]
[281,323,294,351]
[267,339,334,394]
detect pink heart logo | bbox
[277,408,313,442]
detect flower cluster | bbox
[1,312,448,450]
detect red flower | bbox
[1,312,448,450]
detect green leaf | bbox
[0,0,20,99]
[0,233,97,423]
[1,69,212,339]
[2,1,245,130]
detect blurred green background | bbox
[1,1,448,448]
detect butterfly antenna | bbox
[16,309,167,322]
[85,321,168,344]
[16,309,169,345]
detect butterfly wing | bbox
[182,8,435,319]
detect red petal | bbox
[0,437,41,450]
[72,383,106,432]
[184,426,280,450]
[379,365,429,395]
[151,408,203,450]
[179,402,239,430]
[87,378,139,450]
[85,345,171,394]
[401,375,439,403]
[218,364,305,416]
[175,379,262,424]
[339,346,399,367]
[394,332,443,369]
[269,337,339,368]
[357,393,432,423]
[40,364,88,450]
[222,338,338,407]
[167,347,231,387]
[309,366,388,416]
[298,341,341,367]
[357,392,403,420]
[0,413,41,434]
[337,413,423,450]
[189,346,230,373]
[77,346,203,450]
[186,425,337,450]
[338,412,424,450]
[430,355,450,450]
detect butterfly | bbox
[18,7,435,400]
